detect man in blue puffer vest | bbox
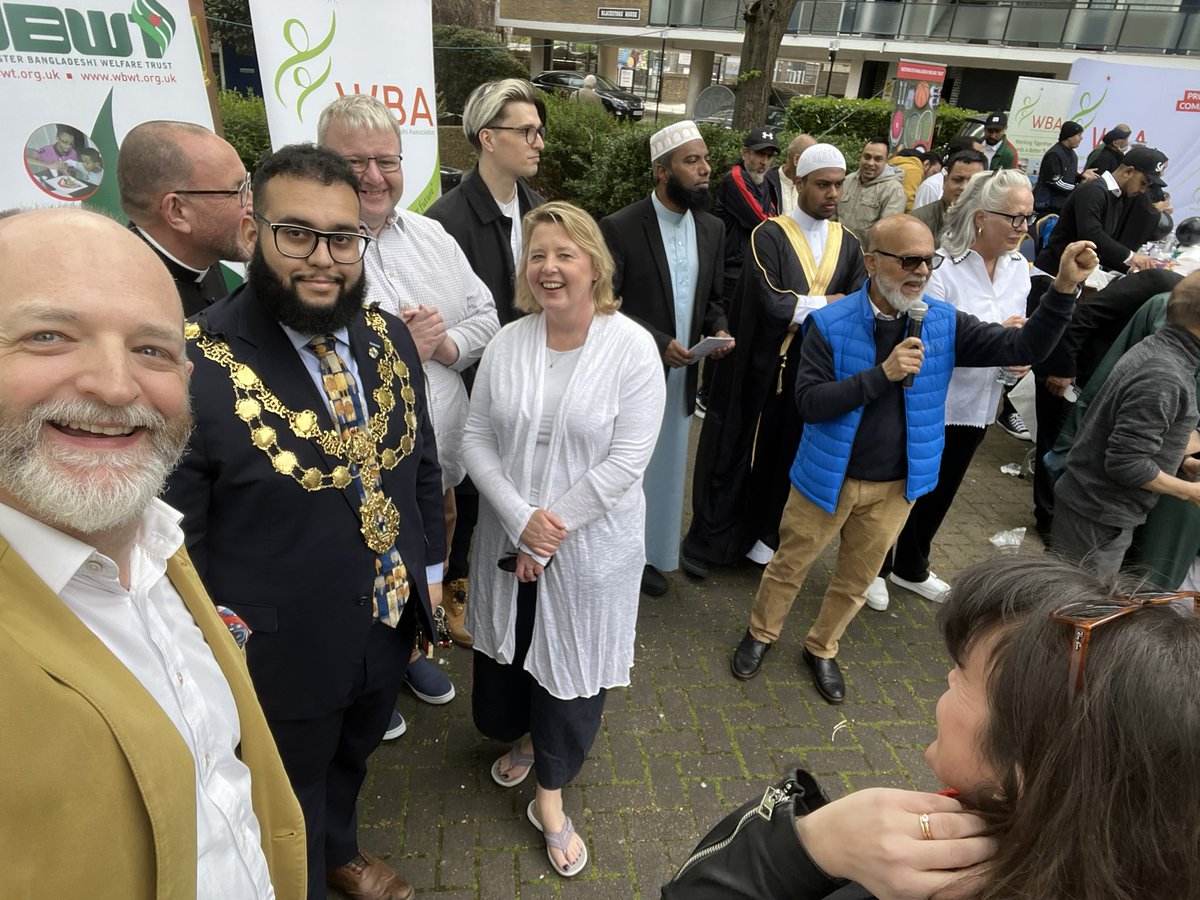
[730,214,1098,703]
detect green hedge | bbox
[432,25,528,116]
[782,96,982,164]
[219,89,272,170]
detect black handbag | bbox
[661,768,872,900]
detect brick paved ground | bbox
[344,425,1043,899]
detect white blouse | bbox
[926,247,1031,427]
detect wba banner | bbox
[1067,57,1200,221]
[0,0,215,214]
[248,0,439,212]
[1006,77,1078,180]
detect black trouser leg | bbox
[1034,375,1069,534]
[447,478,479,582]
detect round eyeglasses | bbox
[253,214,371,264]
[487,124,547,146]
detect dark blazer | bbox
[426,166,544,326]
[165,284,443,720]
[600,195,727,416]
[129,222,234,317]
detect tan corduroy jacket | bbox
[0,538,307,899]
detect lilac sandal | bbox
[490,742,535,787]
[526,799,588,877]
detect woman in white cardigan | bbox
[462,201,665,877]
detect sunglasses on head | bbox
[1050,591,1200,697]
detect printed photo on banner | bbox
[889,60,946,153]
[24,123,105,201]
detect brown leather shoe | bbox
[327,850,414,900]
[445,577,474,649]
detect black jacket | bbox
[1034,142,1080,214]
[714,162,782,280]
[425,166,543,325]
[1034,177,1131,275]
[600,195,728,415]
[165,285,444,720]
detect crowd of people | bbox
[1,74,1197,900]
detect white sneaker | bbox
[745,540,775,565]
[888,572,951,603]
[865,577,890,611]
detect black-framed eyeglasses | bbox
[1051,591,1200,697]
[173,172,252,207]
[487,124,547,146]
[872,249,943,271]
[983,209,1036,231]
[252,213,371,264]
[341,155,402,174]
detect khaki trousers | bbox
[748,480,912,658]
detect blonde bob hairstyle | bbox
[514,201,620,316]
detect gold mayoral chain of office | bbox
[185,310,417,554]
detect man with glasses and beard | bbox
[118,120,251,316]
[0,209,305,898]
[681,144,866,580]
[599,121,733,596]
[729,214,1097,705]
[166,145,443,900]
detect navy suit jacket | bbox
[165,284,444,720]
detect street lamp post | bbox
[824,40,839,97]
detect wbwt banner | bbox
[248,0,439,212]
[1067,57,1200,220]
[0,0,215,215]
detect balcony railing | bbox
[647,0,1200,55]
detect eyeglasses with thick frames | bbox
[487,124,547,146]
[872,249,944,271]
[252,213,371,264]
[173,172,252,207]
[983,209,1036,231]
[341,155,402,174]
[1051,591,1200,697]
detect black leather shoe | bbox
[731,630,772,680]
[641,564,668,597]
[802,648,845,704]
[679,543,710,580]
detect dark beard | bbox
[248,243,366,336]
[665,172,710,212]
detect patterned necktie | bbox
[308,334,408,627]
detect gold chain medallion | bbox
[188,311,416,552]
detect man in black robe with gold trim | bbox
[682,144,867,577]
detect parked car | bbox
[692,84,790,129]
[530,70,645,121]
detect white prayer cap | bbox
[650,120,703,163]
[795,143,847,178]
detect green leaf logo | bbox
[274,13,337,124]
[1069,76,1110,133]
[129,0,175,54]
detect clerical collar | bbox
[135,226,209,283]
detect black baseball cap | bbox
[1124,146,1169,187]
[984,112,1007,129]
[744,125,780,152]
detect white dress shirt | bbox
[914,170,944,208]
[0,499,275,899]
[363,209,500,491]
[785,207,832,324]
[927,247,1031,426]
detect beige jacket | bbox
[837,165,907,235]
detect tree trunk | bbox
[732,0,800,131]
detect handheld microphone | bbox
[901,301,928,389]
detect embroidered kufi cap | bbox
[650,120,702,163]
[795,143,847,178]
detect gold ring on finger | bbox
[919,812,934,841]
